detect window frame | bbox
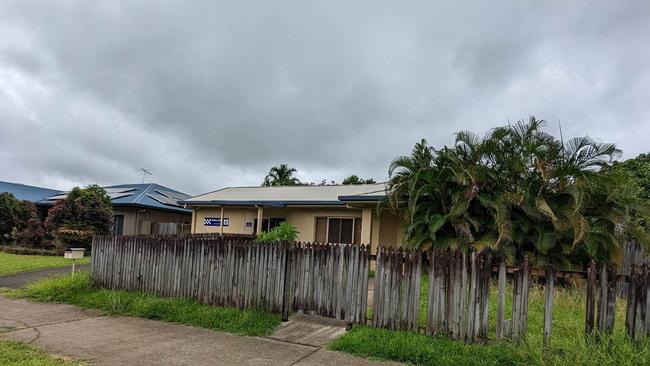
[253,216,286,234]
[314,216,362,244]
[113,214,125,235]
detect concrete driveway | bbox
[0,295,399,366]
[0,265,90,289]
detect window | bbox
[315,217,362,244]
[253,217,286,234]
[113,215,124,235]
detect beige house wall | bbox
[113,208,138,235]
[189,205,404,252]
[285,207,362,243]
[192,207,258,235]
[113,207,191,235]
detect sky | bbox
[1,1,649,196]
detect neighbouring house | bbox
[179,183,403,253]
[1,180,192,235]
[0,181,62,220]
[45,183,193,235]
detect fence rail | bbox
[92,234,650,345]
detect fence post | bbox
[585,259,596,335]
[496,259,506,339]
[543,266,555,347]
[626,264,637,339]
[281,242,292,322]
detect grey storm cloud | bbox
[1,0,649,195]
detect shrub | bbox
[255,222,299,244]
[45,185,113,249]
[0,193,45,246]
[0,245,63,256]
[16,218,46,247]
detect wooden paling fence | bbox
[290,243,370,324]
[618,241,649,298]
[372,247,422,331]
[625,264,650,341]
[91,235,368,323]
[92,234,650,346]
[92,235,290,311]
[424,250,492,342]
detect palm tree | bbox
[262,164,301,187]
[384,117,647,268]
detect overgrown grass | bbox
[0,339,83,366]
[0,252,90,276]
[3,273,281,336]
[332,276,650,366]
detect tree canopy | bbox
[342,175,376,185]
[44,184,113,248]
[0,192,38,244]
[262,164,301,187]
[601,153,650,229]
[383,117,649,267]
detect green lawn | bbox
[331,276,650,366]
[3,273,281,337]
[0,339,83,366]
[0,252,90,276]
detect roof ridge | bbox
[223,182,386,189]
[189,186,232,199]
[132,183,155,204]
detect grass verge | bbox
[0,252,90,276]
[332,276,650,366]
[3,273,281,337]
[0,339,83,366]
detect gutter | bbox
[177,200,348,207]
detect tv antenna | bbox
[138,168,154,183]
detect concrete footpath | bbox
[0,295,399,366]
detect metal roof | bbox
[44,183,192,213]
[180,183,387,207]
[0,181,62,204]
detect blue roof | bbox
[0,181,62,204]
[101,183,191,213]
[38,183,192,213]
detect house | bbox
[179,183,403,253]
[0,181,63,219]
[1,180,192,235]
[44,183,192,235]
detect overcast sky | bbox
[1,1,648,195]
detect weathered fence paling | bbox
[618,241,649,298]
[92,235,368,323]
[421,249,491,342]
[92,234,650,345]
[625,264,650,341]
[372,247,421,331]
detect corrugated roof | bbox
[0,181,62,204]
[181,183,387,206]
[45,183,192,213]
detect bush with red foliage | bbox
[45,184,113,249]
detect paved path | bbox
[0,295,399,366]
[0,265,90,289]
